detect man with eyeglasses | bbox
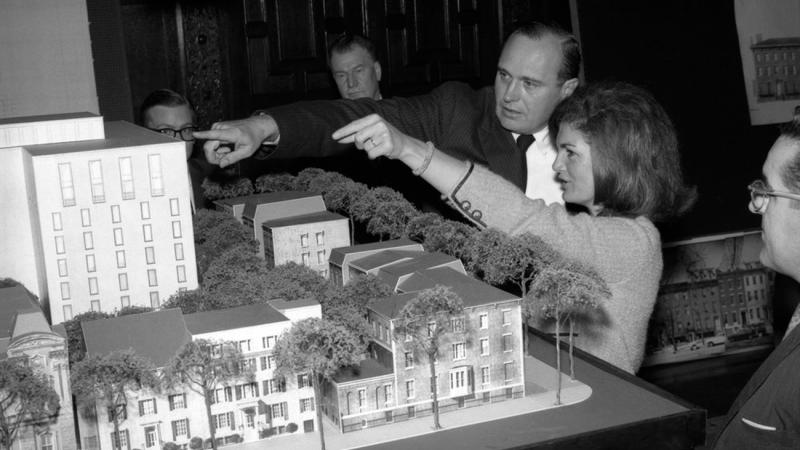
[713,114,800,449]
[140,89,216,209]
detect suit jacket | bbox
[266,81,528,191]
[712,324,800,449]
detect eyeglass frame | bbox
[748,179,800,213]
[150,126,198,142]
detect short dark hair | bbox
[327,34,378,66]
[139,89,194,125]
[779,106,800,193]
[508,21,581,82]
[548,81,696,222]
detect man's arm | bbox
[194,82,470,168]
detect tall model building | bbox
[0,113,198,324]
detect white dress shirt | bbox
[513,128,564,205]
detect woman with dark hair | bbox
[333,81,695,373]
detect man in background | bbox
[196,21,580,207]
[140,89,216,209]
[329,34,383,100]
[712,114,800,449]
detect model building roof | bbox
[752,37,800,48]
[328,239,422,266]
[23,121,179,156]
[233,192,326,222]
[268,298,320,310]
[370,267,519,319]
[0,112,99,125]
[184,303,288,335]
[0,286,42,339]
[333,357,394,383]
[83,308,191,367]
[261,210,346,228]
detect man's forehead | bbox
[331,46,373,64]
[499,34,562,74]
[144,104,194,126]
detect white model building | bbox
[214,192,350,277]
[0,285,77,450]
[0,113,197,324]
[77,300,321,449]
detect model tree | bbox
[321,274,393,343]
[254,172,296,193]
[273,317,365,450]
[394,286,465,430]
[162,288,218,314]
[404,212,444,243]
[71,350,159,449]
[162,339,251,450]
[367,200,419,241]
[0,359,60,450]
[530,260,610,404]
[419,220,477,262]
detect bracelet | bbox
[413,141,435,176]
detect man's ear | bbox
[374,61,382,82]
[560,78,579,99]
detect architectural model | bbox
[322,242,526,433]
[77,300,321,449]
[0,285,76,450]
[214,192,350,277]
[0,113,198,324]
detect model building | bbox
[0,114,197,324]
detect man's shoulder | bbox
[431,81,493,97]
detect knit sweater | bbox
[447,163,662,373]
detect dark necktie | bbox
[516,134,535,169]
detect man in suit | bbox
[712,115,800,449]
[195,21,580,206]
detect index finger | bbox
[332,114,382,141]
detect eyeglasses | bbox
[151,126,197,142]
[748,179,800,214]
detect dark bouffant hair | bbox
[548,81,696,222]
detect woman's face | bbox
[553,122,597,213]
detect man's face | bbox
[755,137,800,278]
[494,33,577,134]
[143,104,195,159]
[330,46,382,100]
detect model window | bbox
[300,233,309,247]
[58,163,76,206]
[404,352,414,369]
[119,157,135,200]
[262,335,277,349]
[300,397,314,412]
[51,212,62,231]
[147,269,157,287]
[502,334,513,352]
[502,309,512,326]
[406,380,415,399]
[142,224,152,242]
[140,201,150,219]
[81,208,91,226]
[60,282,70,300]
[357,389,366,410]
[91,299,100,311]
[170,198,180,216]
[177,265,186,283]
[86,254,96,272]
[481,366,490,385]
[57,259,68,277]
[62,305,73,321]
[54,236,65,254]
[89,160,105,203]
[110,430,128,450]
[83,232,94,250]
[111,205,121,223]
[148,154,164,196]
[316,231,324,245]
[504,362,514,381]
[297,374,312,388]
[120,295,130,308]
[480,338,490,356]
[113,228,124,246]
[171,418,188,440]
[172,221,182,238]
[149,291,159,307]
[145,247,155,264]
[451,317,464,332]
[116,250,126,268]
[174,243,184,261]
[453,342,466,360]
[88,277,99,295]
[384,384,393,404]
[118,273,128,291]
[302,252,310,265]
[317,250,326,264]
[40,433,54,450]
